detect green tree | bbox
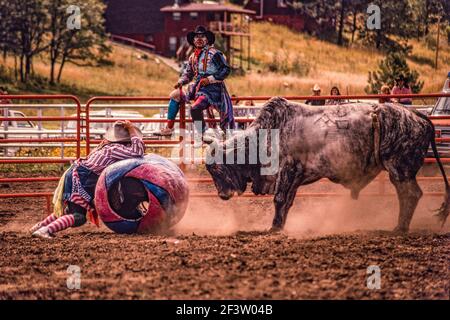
[365,51,424,94]
[345,0,367,44]
[410,0,448,37]
[287,0,366,45]
[0,0,49,82]
[47,0,111,83]
[359,0,415,51]
[47,0,69,84]
[287,0,338,39]
[0,1,13,59]
[0,0,110,84]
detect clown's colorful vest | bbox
[188,46,221,80]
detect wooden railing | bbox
[209,21,250,35]
[110,35,156,52]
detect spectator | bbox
[391,75,412,105]
[379,85,391,103]
[231,94,241,109]
[233,99,255,129]
[305,84,325,106]
[244,100,254,106]
[244,100,257,117]
[325,86,346,105]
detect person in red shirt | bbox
[391,75,412,105]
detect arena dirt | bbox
[0,173,449,299]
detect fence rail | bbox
[0,95,82,161]
[1,92,450,215]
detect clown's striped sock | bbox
[39,213,58,227]
[46,215,75,234]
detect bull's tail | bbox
[429,122,450,227]
[412,109,450,226]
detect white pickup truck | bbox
[0,109,41,139]
[0,109,53,156]
[419,72,450,175]
[428,72,450,157]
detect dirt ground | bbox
[0,173,449,299]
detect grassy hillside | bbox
[1,22,449,100]
[0,44,178,101]
[227,22,450,96]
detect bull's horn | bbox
[205,137,220,160]
[203,136,217,145]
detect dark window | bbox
[190,12,198,20]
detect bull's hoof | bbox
[392,226,409,235]
[269,225,283,233]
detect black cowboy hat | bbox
[187,25,215,46]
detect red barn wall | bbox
[244,0,313,32]
[159,11,226,56]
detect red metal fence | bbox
[1,92,450,216]
[0,95,82,164]
[84,96,186,154]
[0,95,82,214]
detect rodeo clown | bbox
[29,121,145,239]
[155,25,235,141]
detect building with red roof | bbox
[105,1,255,68]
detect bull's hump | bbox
[268,96,289,104]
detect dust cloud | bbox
[174,181,450,237]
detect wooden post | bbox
[240,14,243,70]
[248,20,251,71]
[224,11,230,62]
[435,16,441,70]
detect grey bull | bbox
[206,97,450,233]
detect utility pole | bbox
[435,16,441,70]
